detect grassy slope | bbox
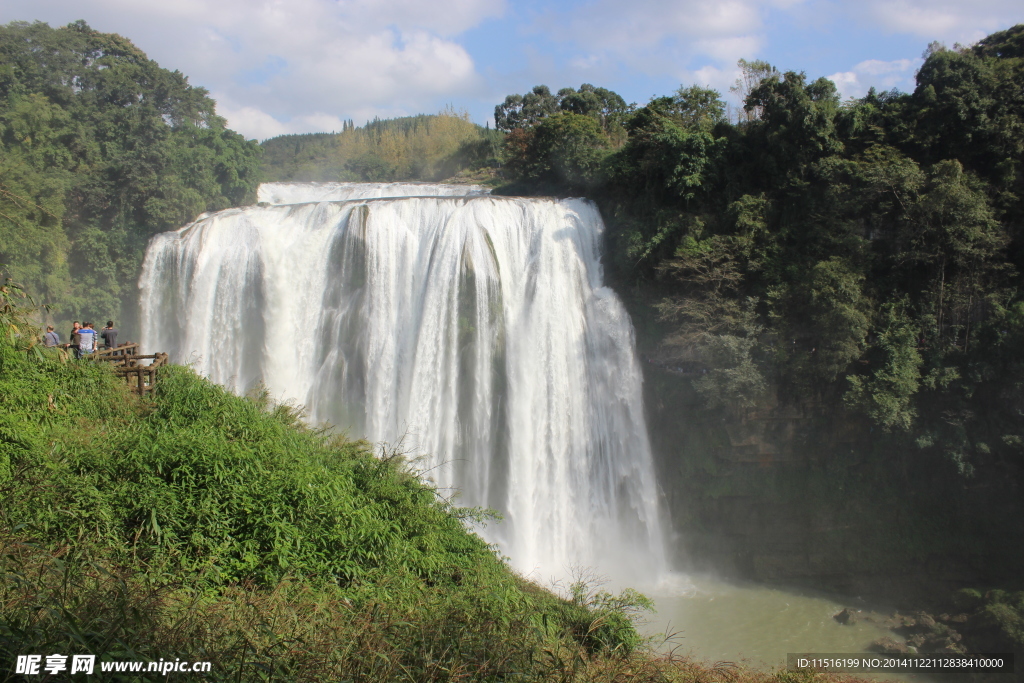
[0,307,640,681]
[0,295,868,682]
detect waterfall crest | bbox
[140,182,665,581]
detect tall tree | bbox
[0,20,262,324]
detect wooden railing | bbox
[91,343,169,394]
[92,342,140,360]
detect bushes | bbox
[1,540,870,682]
[0,347,507,594]
[0,541,555,682]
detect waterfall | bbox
[140,182,665,582]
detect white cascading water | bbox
[140,182,665,582]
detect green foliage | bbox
[0,20,261,327]
[614,106,727,206]
[515,113,611,192]
[785,257,872,383]
[260,110,499,183]
[953,588,985,611]
[692,333,767,411]
[656,85,727,131]
[745,72,844,181]
[557,83,630,137]
[944,588,1024,658]
[491,26,1024,488]
[494,83,629,136]
[845,302,922,431]
[556,580,654,656]
[0,356,498,592]
[494,85,561,132]
[730,58,780,122]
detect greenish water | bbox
[639,574,935,683]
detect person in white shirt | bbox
[78,322,97,355]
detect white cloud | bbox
[827,58,918,99]
[693,35,763,64]
[212,100,290,140]
[689,65,742,93]
[213,98,367,139]
[861,0,1021,44]
[338,0,506,37]
[561,0,761,52]
[3,0,1018,137]
[568,54,604,71]
[533,0,801,78]
[2,0,502,138]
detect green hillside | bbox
[0,20,261,331]
[0,285,662,682]
[260,111,501,184]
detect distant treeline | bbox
[0,21,262,328]
[260,110,502,183]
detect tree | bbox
[609,104,725,207]
[692,333,767,412]
[494,84,629,138]
[557,83,630,136]
[746,72,843,180]
[0,20,262,325]
[494,85,560,132]
[904,160,1007,349]
[803,257,872,382]
[731,59,779,122]
[845,301,923,431]
[520,113,611,191]
[909,29,1024,217]
[651,86,726,130]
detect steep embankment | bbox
[0,289,657,681]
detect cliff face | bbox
[643,366,1023,604]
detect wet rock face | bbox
[833,608,858,625]
[870,636,910,654]
[869,610,975,655]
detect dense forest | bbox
[494,27,1024,485]
[260,110,500,183]
[0,21,261,330]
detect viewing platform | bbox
[91,343,168,395]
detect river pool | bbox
[637,574,936,682]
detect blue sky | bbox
[0,0,1020,139]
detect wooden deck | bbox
[91,343,169,394]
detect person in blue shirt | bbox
[78,322,97,356]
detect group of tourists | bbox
[42,320,118,359]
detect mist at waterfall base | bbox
[140,182,666,586]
